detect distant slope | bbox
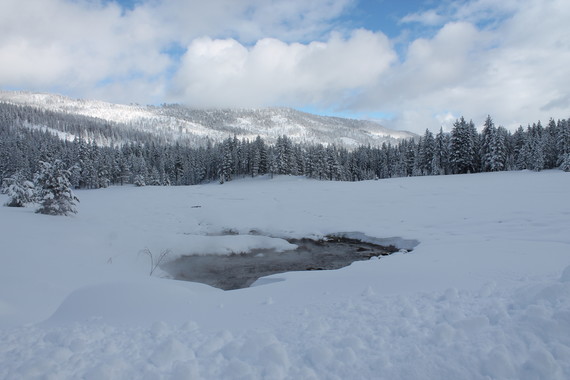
[0,90,416,148]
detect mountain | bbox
[0,90,416,148]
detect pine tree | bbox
[556,119,570,166]
[480,116,506,172]
[493,126,508,171]
[469,119,481,173]
[325,146,344,180]
[268,151,278,179]
[219,138,234,183]
[35,160,79,216]
[400,140,416,176]
[543,119,558,169]
[2,171,35,207]
[513,126,527,169]
[481,115,495,171]
[432,127,450,175]
[528,123,545,171]
[134,174,146,186]
[275,135,292,175]
[450,117,476,174]
[560,153,570,172]
[418,129,435,175]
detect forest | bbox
[1,101,570,192]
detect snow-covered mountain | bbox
[0,90,415,148]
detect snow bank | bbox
[164,234,297,258]
[1,268,569,379]
[333,231,419,251]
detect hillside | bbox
[0,90,415,148]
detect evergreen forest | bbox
[1,102,570,192]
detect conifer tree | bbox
[543,119,559,168]
[219,138,234,183]
[251,146,261,177]
[2,171,35,207]
[418,129,435,175]
[480,116,506,172]
[134,174,146,186]
[560,153,570,172]
[513,126,527,169]
[556,119,570,166]
[35,160,79,216]
[450,117,476,174]
[526,123,545,171]
[432,127,450,175]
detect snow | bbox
[1,170,569,379]
[23,122,79,143]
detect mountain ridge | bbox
[0,90,416,148]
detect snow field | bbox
[0,170,569,379]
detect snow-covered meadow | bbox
[1,170,569,379]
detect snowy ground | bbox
[1,171,569,379]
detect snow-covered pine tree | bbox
[386,143,398,178]
[432,127,450,175]
[556,119,570,166]
[543,119,559,169]
[218,137,234,184]
[275,135,291,175]
[469,119,481,173]
[512,126,526,169]
[418,129,435,175]
[481,115,495,171]
[480,116,506,172]
[2,171,35,207]
[325,145,343,180]
[134,174,146,186]
[130,155,148,185]
[527,123,545,171]
[35,160,80,216]
[492,126,508,171]
[148,167,161,185]
[560,153,570,172]
[404,139,416,176]
[251,146,261,177]
[268,150,279,179]
[450,117,476,174]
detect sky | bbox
[1,0,569,134]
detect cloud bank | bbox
[171,30,395,108]
[0,0,569,133]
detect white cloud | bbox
[0,0,352,102]
[170,29,396,108]
[354,0,570,133]
[148,0,353,44]
[400,9,445,26]
[400,0,520,28]
[0,0,172,98]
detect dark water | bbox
[161,235,400,290]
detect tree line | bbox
[1,102,570,195]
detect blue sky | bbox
[347,0,432,36]
[1,0,569,133]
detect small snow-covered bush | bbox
[2,171,35,207]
